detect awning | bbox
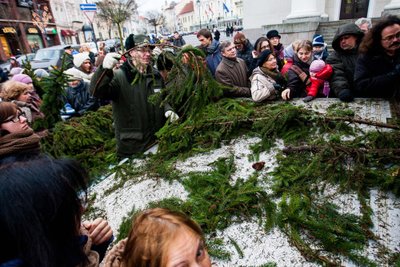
[61,29,71,36]
[61,29,77,37]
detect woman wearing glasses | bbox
[0,101,41,161]
[249,37,275,73]
[249,49,287,102]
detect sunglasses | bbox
[3,111,26,123]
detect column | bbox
[383,0,400,16]
[285,0,321,20]
[384,0,400,9]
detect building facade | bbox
[0,0,60,61]
[242,0,400,43]
[192,0,243,30]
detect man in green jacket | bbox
[90,42,178,158]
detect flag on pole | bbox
[223,2,230,13]
[208,4,214,16]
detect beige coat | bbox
[249,67,279,102]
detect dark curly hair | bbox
[359,15,400,55]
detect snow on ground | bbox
[215,223,319,267]
[89,171,188,234]
[88,99,399,266]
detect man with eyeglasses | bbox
[326,23,364,102]
[355,15,400,100]
[90,39,178,159]
[233,32,254,71]
[215,41,251,98]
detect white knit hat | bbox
[64,68,84,81]
[73,52,90,68]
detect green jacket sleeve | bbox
[90,65,119,101]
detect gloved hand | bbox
[272,83,282,91]
[303,95,314,102]
[338,89,354,102]
[165,110,179,122]
[102,52,121,69]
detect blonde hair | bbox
[296,40,313,52]
[122,208,205,267]
[80,44,91,53]
[0,81,30,101]
[291,39,302,52]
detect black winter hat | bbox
[266,30,281,39]
[257,49,273,67]
[125,34,136,51]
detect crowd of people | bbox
[196,15,400,104]
[0,14,399,266]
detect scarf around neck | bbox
[0,130,41,158]
[260,67,287,86]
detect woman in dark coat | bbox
[281,40,313,100]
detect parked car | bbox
[0,53,35,75]
[30,45,80,71]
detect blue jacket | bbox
[202,40,222,77]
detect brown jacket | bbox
[215,56,251,97]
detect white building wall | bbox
[243,0,291,29]
[243,0,393,30]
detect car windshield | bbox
[34,49,59,60]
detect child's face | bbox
[312,46,324,53]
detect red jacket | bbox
[307,64,333,97]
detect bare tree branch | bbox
[96,0,138,52]
[144,10,165,35]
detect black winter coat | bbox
[172,36,186,47]
[286,54,310,98]
[354,51,400,98]
[325,23,364,97]
[237,39,254,72]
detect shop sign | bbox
[2,27,16,34]
[45,27,57,34]
[27,28,39,34]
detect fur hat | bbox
[233,32,246,44]
[309,59,326,73]
[257,49,274,67]
[64,68,84,81]
[73,52,90,68]
[266,30,281,39]
[312,34,325,47]
[11,74,32,84]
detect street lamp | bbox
[196,0,201,29]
